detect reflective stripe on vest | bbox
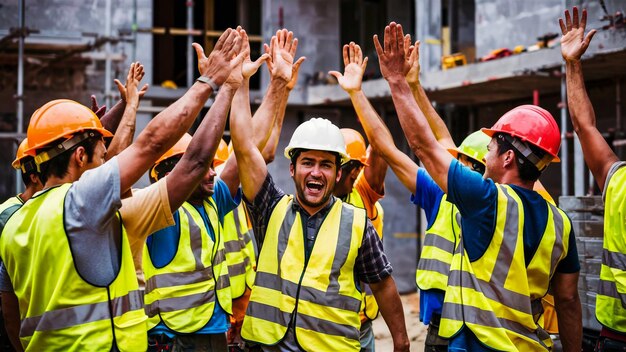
[440,185,570,351]
[597,166,626,332]
[0,184,147,352]
[143,200,231,333]
[242,196,365,351]
[223,203,256,298]
[416,194,459,292]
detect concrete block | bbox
[570,220,604,238]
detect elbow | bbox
[263,153,275,164]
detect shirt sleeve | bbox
[0,261,12,292]
[353,171,384,220]
[244,173,286,249]
[555,224,581,273]
[212,178,242,223]
[119,177,175,258]
[355,218,393,284]
[65,157,122,235]
[410,168,445,227]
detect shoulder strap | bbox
[0,204,22,238]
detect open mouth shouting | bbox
[305,179,325,197]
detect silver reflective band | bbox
[20,290,144,337]
[145,266,215,294]
[145,289,216,317]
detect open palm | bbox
[559,7,597,61]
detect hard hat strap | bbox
[501,134,552,171]
[33,131,96,171]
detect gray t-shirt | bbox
[0,157,122,290]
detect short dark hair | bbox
[38,134,101,184]
[494,133,544,182]
[19,157,39,186]
[289,148,342,169]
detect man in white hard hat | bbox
[231,107,409,350]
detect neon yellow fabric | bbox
[439,185,570,351]
[241,196,365,351]
[0,184,146,351]
[223,203,256,298]
[415,195,459,292]
[143,199,231,332]
[597,166,626,332]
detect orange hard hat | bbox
[12,138,29,169]
[482,105,560,170]
[150,133,193,180]
[26,99,113,158]
[213,139,229,167]
[340,128,369,166]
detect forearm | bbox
[370,276,409,351]
[555,292,582,352]
[409,82,455,149]
[261,89,289,163]
[106,100,138,160]
[253,79,288,150]
[566,60,596,133]
[100,99,126,133]
[2,291,23,351]
[349,90,397,158]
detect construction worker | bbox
[0,29,244,351]
[375,22,581,351]
[233,43,410,348]
[559,7,626,349]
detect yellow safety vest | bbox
[0,184,146,351]
[223,203,256,298]
[415,194,460,292]
[143,200,231,332]
[439,185,571,351]
[344,188,383,321]
[242,196,365,351]
[597,166,626,332]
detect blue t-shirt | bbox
[445,159,579,350]
[410,168,449,325]
[146,179,241,336]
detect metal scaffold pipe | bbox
[15,0,25,194]
[560,64,569,197]
[187,1,194,88]
[104,0,112,107]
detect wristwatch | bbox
[196,76,220,93]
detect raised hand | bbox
[192,28,243,86]
[90,95,106,118]
[328,42,368,93]
[114,61,143,106]
[287,56,306,91]
[373,22,415,83]
[270,29,294,82]
[559,7,597,62]
[238,27,270,79]
[405,40,421,85]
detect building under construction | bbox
[1,0,625,341]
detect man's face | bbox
[483,138,502,181]
[84,138,107,170]
[190,165,218,201]
[290,150,342,213]
[334,161,364,197]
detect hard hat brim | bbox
[481,128,561,163]
[25,127,114,157]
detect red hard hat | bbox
[482,105,560,162]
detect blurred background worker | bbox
[332,128,387,351]
[559,7,626,350]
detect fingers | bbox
[361,56,368,71]
[403,34,411,57]
[572,6,579,28]
[328,71,343,80]
[227,32,243,59]
[373,34,384,57]
[285,30,294,53]
[559,18,567,35]
[214,28,232,51]
[383,25,391,53]
[293,56,306,71]
[126,62,135,81]
[90,95,98,111]
[192,42,207,60]
[114,79,124,93]
[396,23,405,52]
[138,84,149,98]
[254,53,271,66]
[565,9,572,31]
[223,28,239,55]
[342,44,349,67]
[581,8,588,30]
[414,40,421,58]
[349,42,356,64]
[290,38,299,58]
[355,44,363,65]
[263,43,270,55]
[584,29,597,46]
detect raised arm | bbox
[231,30,293,201]
[106,62,144,160]
[116,29,242,193]
[330,42,418,194]
[363,146,387,194]
[405,40,455,149]
[560,7,617,189]
[96,83,148,134]
[374,23,453,193]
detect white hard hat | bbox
[284,118,350,165]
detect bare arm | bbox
[106,62,143,160]
[330,42,418,194]
[2,291,23,351]
[364,147,387,194]
[560,7,616,189]
[98,99,124,132]
[370,276,410,352]
[375,23,453,193]
[116,29,242,194]
[405,40,455,149]
[552,271,582,352]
